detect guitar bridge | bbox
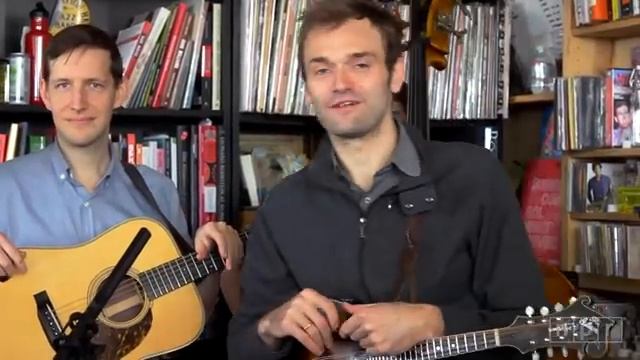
[34,291,63,348]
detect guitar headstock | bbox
[424,0,471,71]
[503,296,624,359]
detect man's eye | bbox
[55,83,69,89]
[315,68,329,75]
[90,82,104,89]
[355,63,369,69]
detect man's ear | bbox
[390,56,405,93]
[40,79,52,110]
[113,78,128,109]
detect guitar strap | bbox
[122,162,194,256]
[395,212,424,303]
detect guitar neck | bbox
[138,252,225,300]
[137,231,250,300]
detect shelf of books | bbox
[561,150,640,291]
[553,2,640,313]
[571,0,640,39]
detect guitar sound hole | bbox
[100,276,146,324]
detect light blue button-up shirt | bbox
[0,141,191,248]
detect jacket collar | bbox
[307,123,437,215]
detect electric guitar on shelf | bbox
[423,0,471,71]
[406,0,472,133]
[0,217,246,360]
[301,296,624,360]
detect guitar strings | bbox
[40,232,244,321]
[51,252,224,320]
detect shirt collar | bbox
[332,118,421,177]
[49,139,117,182]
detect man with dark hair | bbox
[587,162,612,205]
[613,100,633,146]
[0,24,243,357]
[222,0,547,359]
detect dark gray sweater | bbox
[227,125,549,360]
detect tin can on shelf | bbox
[8,53,29,105]
[0,59,9,103]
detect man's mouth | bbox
[330,100,360,109]
[68,117,94,122]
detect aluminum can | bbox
[0,60,9,103]
[8,53,29,105]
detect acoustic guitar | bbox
[301,295,623,360]
[0,217,238,359]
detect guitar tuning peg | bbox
[532,350,540,360]
[525,306,534,317]
[554,302,564,312]
[562,346,569,357]
[569,297,577,304]
[547,347,554,358]
[540,306,550,316]
[577,350,585,359]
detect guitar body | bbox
[0,217,205,360]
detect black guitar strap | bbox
[395,213,424,303]
[122,162,194,256]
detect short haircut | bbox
[298,0,407,80]
[43,24,123,85]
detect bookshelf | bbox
[560,0,640,299]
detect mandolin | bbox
[301,295,623,360]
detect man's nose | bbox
[333,67,352,92]
[70,87,87,111]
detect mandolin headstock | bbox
[503,296,624,359]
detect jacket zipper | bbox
[359,216,367,239]
[357,213,373,302]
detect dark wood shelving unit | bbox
[0,104,221,124]
[429,118,501,128]
[238,112,324,134]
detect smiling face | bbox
[40,47,126,149]
[303,18,404,140]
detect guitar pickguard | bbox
[93,310,153,360]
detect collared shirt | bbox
[333,119,421,212]
[0,141,190,247]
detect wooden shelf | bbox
[0,104,221,123]
[577,273,640,294]
[570,212,640,222]
[239,112,323,132]
[429,118,500,128]
[509,92,555,105]
[566,147,640,159]
[573,16,640,38]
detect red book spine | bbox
[198,123,218,225]
[151,2,188,108]
[0,134,7,163]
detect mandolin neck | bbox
[388,328,503,359]
[325,328,505,360]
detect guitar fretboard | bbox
[138,252,225,300]
[137,230,249,299]
[359,329,501,360]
